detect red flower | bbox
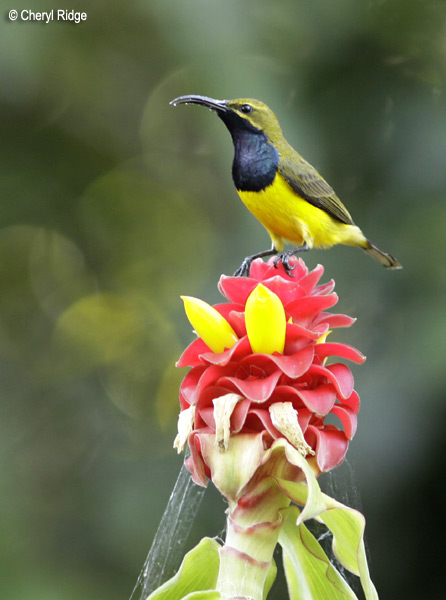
[176,257,365,486]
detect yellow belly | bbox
[237,173,366,252]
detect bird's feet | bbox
[234,257,253,277]
[273,245,309,276]
[234,249,278,277]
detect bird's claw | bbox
[273,245,310,277]
[234,249,279,277]
[273,251,296,277]
[233,259,251,277]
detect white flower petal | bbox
[173,405,195,453]
[213,393,243,451]
[269,402,315,457]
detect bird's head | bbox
[170,95,284,144]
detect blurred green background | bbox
[1,0,445,598]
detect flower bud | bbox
[181,296,238,353]
[245,284,286,354]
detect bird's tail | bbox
[363,239,403,269]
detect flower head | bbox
[176,257,365,487]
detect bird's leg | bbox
[234,248,278,277]
[273,244,310,276]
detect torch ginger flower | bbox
[166,257,377,600]
[175,256,364,481]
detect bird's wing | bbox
[279,155,355,225]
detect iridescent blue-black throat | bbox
[218,113,279,192]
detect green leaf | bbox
[276,478,379,600]
[279,506,358,600]
[275,443,326,523]
[319,506,377,600]
[147,537,220,600]
[263,558,277,599]
[182,592,220,599]
[320,507,364,575]
[258,440,378,598]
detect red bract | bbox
[177,257,365,485]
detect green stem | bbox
[216,477,291,600]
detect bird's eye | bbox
[240,104,253,114]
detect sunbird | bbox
[170,95,402,276]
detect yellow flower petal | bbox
[317,330,331,365]
[317,330,331,344]
[245,284,286,354]
[181,296,238,353]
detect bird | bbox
[170,95,402,276]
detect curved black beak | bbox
[170,95,229,114]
